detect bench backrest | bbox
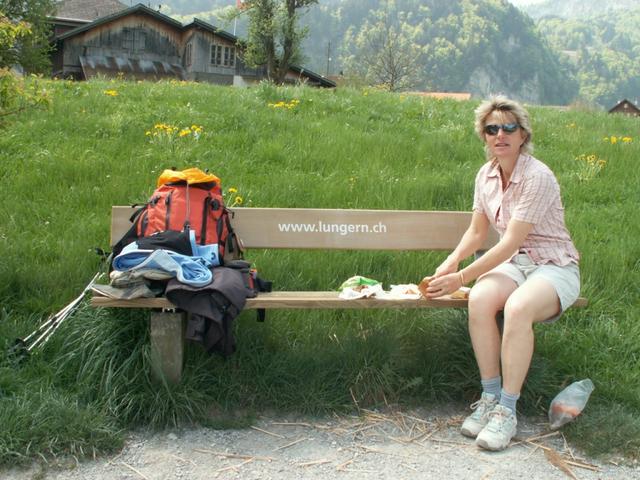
[110,207,498,251]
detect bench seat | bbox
[91,290,588,310]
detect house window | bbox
[225,46,235,67]
[185,43,192,66]
[122,28,134,50]
[211,44,221,65]
[135,31,146,51]
[100,30,112,46]
[210,44,235,67]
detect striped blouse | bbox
[473,154,579,266]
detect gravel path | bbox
[4,406,639,480]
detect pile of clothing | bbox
[92,229,267,356]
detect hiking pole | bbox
[26,272,102,352]
[9,272,102,361]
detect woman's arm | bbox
[433,211,491,277]
[426,217,534,297]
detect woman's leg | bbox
[501,277,561,395]
[460,273,519,439]
[468,273,518,380]
[475,275,563,451]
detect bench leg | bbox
[150,311,186,384]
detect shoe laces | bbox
[485,406,515,432]
[469,395,496,420]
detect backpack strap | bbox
[109,204,148,269]
[223,208,244,262]
[253,275,272,322]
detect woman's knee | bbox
[468,274,516,311]
[468,285,505,323]
[503,296,530,321]
[502,297,535,336]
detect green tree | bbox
[1,11,30,67]
[0,0,53,73]
[239,0,318,84]
[1,12,50,124]
[342,3,425,91]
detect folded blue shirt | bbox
[113,233,218,287]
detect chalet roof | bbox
[57,3,183,40]
[289,65,336,88]
[184,18,238,44]
[608,99,640,115]
[53,0,128,22]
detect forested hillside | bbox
[535,9,640,107]
[307,0,576,105]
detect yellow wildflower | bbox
[178,129,191,137]
[234,196,243,205]
[610,136,618,144]
[575,153,606,182]
[228,187,238,194]
[103,89,118,96]
[622,137,633,143]
[268,100,299,109]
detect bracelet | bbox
[459,271,465,286]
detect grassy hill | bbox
[0,79,638,465]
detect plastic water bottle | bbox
[548,379,595,430]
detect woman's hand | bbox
[426,272,463,298]
[434,257,459,277]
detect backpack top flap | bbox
[157,167,219,187]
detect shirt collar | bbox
[485,154,529,182]
[510,154,529,184]
[487,160,501,178]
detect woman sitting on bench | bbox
[424,95,580,451]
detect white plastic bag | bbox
[548,379,595,430]
[339,283,384,299]
[381,284,421,299]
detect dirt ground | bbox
[3,406,639,480]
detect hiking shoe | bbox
[475,405,517,451]
[460,392,498,438]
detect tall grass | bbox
[0,79,638,464]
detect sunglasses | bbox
[484,123,520,135]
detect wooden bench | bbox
[91,207,588,383]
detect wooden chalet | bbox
[608,99,640,117]
[49,2,335,88]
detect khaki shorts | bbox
[486,253,581,323]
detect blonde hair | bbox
[474,95,533,161]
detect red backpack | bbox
[112,168,239,264]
